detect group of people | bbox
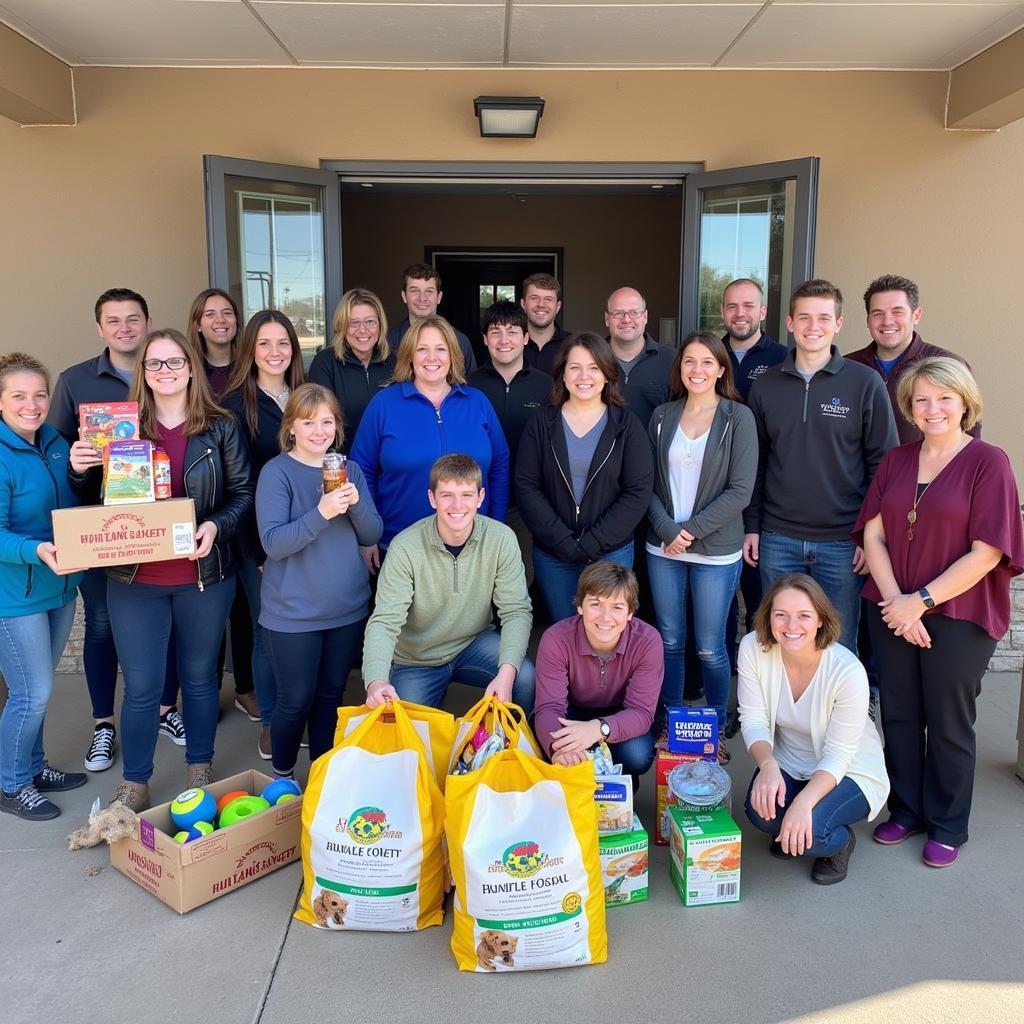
[1,265,1021,888]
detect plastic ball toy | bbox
[173,830,190,844]
[261,778,302,806]
[217,789,249,814]
[186,821,215,841]
[219,795,270,828]
[170,787,217,830]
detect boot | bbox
[811,828,856,885]
[111,780,150,813]
[186,763,215,789]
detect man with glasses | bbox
[604,286,673,427]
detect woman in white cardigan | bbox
[738,574,889,885]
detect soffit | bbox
[1,0,1022,70]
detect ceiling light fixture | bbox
[473,96,545,138]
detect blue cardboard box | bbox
[666,706,718,759]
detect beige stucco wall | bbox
[2,66,1022,474]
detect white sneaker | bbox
[159,709,186,746]
[84,724,117,771]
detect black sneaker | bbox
[84,724,117,772]
[159,709,187,746]
[811,829,857,885]
[33,763,87,792]
[1,783,60,821]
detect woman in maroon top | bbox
[188,288,240,400]
[854,357,1023,867]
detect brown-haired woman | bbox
[71,329,253,810]
[256,384,382,774]
[516,332,653,622]
[187,288,241,398]
[738,574,889,885]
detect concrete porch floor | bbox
[2,671,1022,1024]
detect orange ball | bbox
[217,789,249,814]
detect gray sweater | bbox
[256,454,383,632]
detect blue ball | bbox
[261,778,302,806]
[186,821,215,842]
[170,787,218,830]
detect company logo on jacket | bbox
[820,395,851,418]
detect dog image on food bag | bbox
[312,890,349,928]
[476,930,518,971]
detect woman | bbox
[187,288,240,399]
[0,354,85,821]
[257,384,382,773]
[738,574,889,885]
[855,356,1023,867]
[307,288,394,449]
[350,315,508,565]
[222,310,306,759]
[72,329,253,810]
[516,332,653,622]
[647,331,757,765]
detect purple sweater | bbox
[534,616,664,756]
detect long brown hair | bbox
[187,288,241,359]
[550,332,625,408]
[223,310,306,436]
[131,329,230,439]
[670,331,741,401]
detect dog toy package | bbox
[297,700,446,932]
[599,815,649,907]
[446,747,607,973]
[447,696,542,777]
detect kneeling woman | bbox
[738,574,889,885]
[257,384,382,775]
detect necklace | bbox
[906,435,969,541]
[259,383,290,408]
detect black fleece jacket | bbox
[306,348,396,452]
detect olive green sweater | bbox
[362,515,532,685]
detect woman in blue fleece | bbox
[349,315,509,571]
[0,353,84,821]
[256,384,382,775]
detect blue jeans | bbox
[390,627,536,716]
[0,600,77,792]
[238,557,276,726]
[647,552,741,731]
[758,531,864,652]
[107,577,234,783]
[744,768,870,856]
[566,702,656,777]
[533,540,634,624]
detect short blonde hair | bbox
[895,356,982,432]
[753,574,842,652]
[391,315,465,386]
[279,383,344,453]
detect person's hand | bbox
[879,593,926,635]
[901,619,932,648]
[777,795,815,856]
[360,545,381,575]
[36,542,62,574]
[484,665,516,704]
[318,482,359,520]
[750,759,786,821]
[191,521,218,559]
[550,717,602,757]
[552,748,589,767]
[69,440,102,474]
[743,533,760,568]
[852,545,869,575]
[663,529,693,557]
[366,679,398,708]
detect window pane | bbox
[495,284,516,303]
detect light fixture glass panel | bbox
[479,108,539,136]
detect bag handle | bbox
[341,698,426,758]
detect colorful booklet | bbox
[103,440,155,505]
[79,401,139,449]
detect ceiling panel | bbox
[253,1,505,64]
[510,4,760,65]
[721,3,1022,67]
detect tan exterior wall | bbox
[2,66,1023,474]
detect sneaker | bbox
[110,780,150,812]
[258,726,272,761]
[0,783,60,821]
[872,819,923,845]
[811,829,857,885]
[769,837,791,859]
[186,763,215,789]
[922,839,959,868]
[33,763,87,792]
[233,691,260,722]
[159,709,186,746]
[716,739,731,766]
[84,724,117,772]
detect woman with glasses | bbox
[71,329,253,811]
[308,289,394,451]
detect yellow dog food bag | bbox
[296,700,446,931]
[446,747,607,972]
[446,696,541,776]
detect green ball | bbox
[219,795,270,827]
[173,830,190,844]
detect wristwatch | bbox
[598,718,611,739]
[918,587,935,609]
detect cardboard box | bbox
[53,498,196,572]
[654,749,703,845]
[595,773,634,835]
[109,770,301,914]
[599,815,648,907]
[667,806,741,907]
[666,706,719,758]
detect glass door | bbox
[679,158,819,345]
[203,156,341,362]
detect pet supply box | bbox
[599,815,648,907]
[667,805,741,907]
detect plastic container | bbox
[666,760,732,814]
[153,447,172,500]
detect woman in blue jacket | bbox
[349,315,509,569]
[0,353,85,821]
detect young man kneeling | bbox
[534,562,663,776]
[363,454,534,712]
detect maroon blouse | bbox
[853,439,1023,639]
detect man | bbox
[363,454,534,712]
[533,562,662,778]
[385,263,477,372]
[743,279,898,652]
[48,289,183,772]
[521,272,570,375]
[721,278,788,401]
[603,286,673,427]
[468,302,551,584]
[846,274,979,444]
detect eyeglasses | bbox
[607,309,646,321]
[142,357,189,371]
[348,319,379,331]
